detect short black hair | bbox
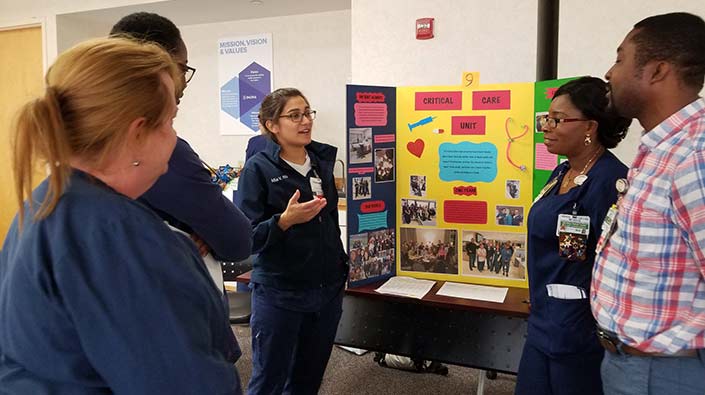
[553,76,631,149]
[632,12,705,90]
[110,12,183,54]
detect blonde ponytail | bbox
[13,88,72,227]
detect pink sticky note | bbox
[415,91,463,110]
[472,90,511,110]
[451,116,486,135]
[535,143,558,170]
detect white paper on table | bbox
[375,276,436,299]
[436,282,508,303]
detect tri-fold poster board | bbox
[346,73,574,289]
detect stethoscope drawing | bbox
[505,117,529,172]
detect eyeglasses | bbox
[279,110,317,123]
[178,63,196,84]
[538,114,590,131]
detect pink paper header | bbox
[451,116,486,135]
[415,91,463,110]
[472,90,511,110]
[374,134,396,143]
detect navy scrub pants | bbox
[247,285,344,395]
[515,341,603,395]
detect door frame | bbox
[0,17,50,73]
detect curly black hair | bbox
[553,76,632,149]
[110,12,183,54]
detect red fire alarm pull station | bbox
[416,18,434,40]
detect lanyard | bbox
[532,170,562,204]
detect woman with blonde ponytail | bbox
[0,37,243,394]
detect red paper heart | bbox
[407,139,425,158]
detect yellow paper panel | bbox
[396,80,534,288]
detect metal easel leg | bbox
[477,370,486,395]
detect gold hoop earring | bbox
[584,134,592,146]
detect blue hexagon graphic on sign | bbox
[220,76,240,120]
[239,62,271,132]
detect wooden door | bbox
[0,26,44,245]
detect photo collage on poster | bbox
[346,85,398,287]
[349,229,396,282]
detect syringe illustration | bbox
[408,116,436,132]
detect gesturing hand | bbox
[278,189,327,231]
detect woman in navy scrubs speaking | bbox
[515,77,631,395]
[236,88,348,394]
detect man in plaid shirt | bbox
[591,12,705,394]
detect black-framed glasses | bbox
[538,114,589,131]
[279,110,317,123]
[178,63,196,84]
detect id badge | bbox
[309,177,324,198]
[596,204,619,253]
[601,204,618,233]
[556,214,590,261]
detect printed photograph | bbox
[506,179,520,199]
[348,229,395,282]
[409,175,427,197]
[349,127,372,164]
[460,230,526,280]
[374,148,395,183]
[535,111,548,133]
[352,176,372,200]
[400,227,458,275]
[495,205,524,226]
[401,198,437,226]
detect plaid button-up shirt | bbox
[591,97,705,353]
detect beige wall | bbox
[0,0,159,26]
[176,10,352,166]
[351,0,537,86]
[559,0,705,166]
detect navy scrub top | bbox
[526,151,626,356]
[0,171,240,394]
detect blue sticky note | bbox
[438,142,497,182]
[358,211,388,232]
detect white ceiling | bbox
[58,0,351,27]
